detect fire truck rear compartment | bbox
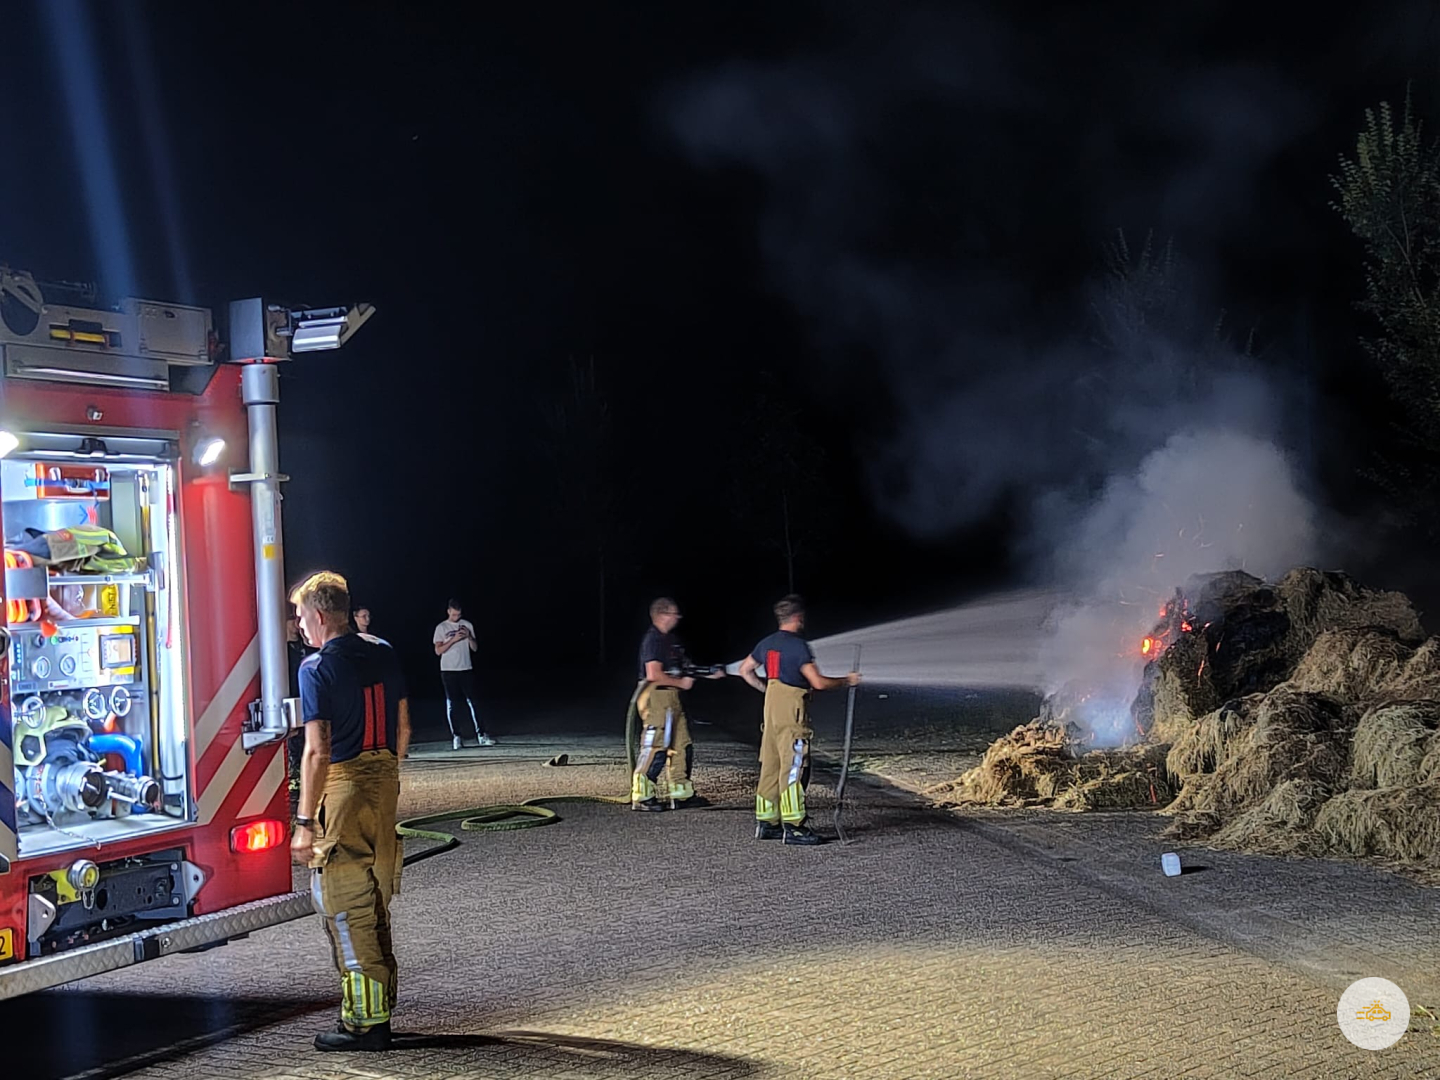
[4,444,191,862]
[25,846,204,955]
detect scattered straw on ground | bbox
[930,721,1170,812]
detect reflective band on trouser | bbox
[637,686,691,798]
[343,971,391,1029]
[756,682,812,824]
[310,752,401,1018]
[780,738,810,823]
[632,724,664,803]
[668,777,695,801]
[755,794,780,824]
[630,767,656,804]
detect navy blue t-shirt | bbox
[750,630,815,689]
[299,633,408,763]
[638,626,684,680]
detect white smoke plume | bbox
[1040,429,1318,743]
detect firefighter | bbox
[631,597,722,810]
[737,594,859,845]
[290,571,411,1052]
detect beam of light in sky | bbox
[42,0,137,298]
[120,7,193,304]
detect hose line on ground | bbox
[397,793,630,867]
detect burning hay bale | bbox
[941,564,1440,878]
[1134,569,1424,743]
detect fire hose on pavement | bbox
[400,650,861,864]
[396,792,631,866]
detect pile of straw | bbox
[930,721,1171,812]
[944,566,1440,878]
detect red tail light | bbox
[231,819,287,853]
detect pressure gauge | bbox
[31,656,50,679]
[59,655,77,677]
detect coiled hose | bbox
[4,550,41,624]
[397,686,650,867]
[397,793,630,866]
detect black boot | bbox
[315,1020,393,1052]
[783,822,824,846]
[631,799,666,812]
[755,821,783,840]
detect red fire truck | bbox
[0,267,371,998]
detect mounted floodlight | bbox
[195,436,226,468]
[289,303,375,353]
[0,430,17,458]
[228,298,375,362]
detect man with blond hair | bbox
[290,570,410,1051]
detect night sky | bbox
[3,1,1439,698]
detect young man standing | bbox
[433,598,492,749]
[354,605,389,646]
[630,597,722,810]
[738,594,860,845]
[290,570,411,1051]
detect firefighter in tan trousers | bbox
[291,571,411,1052]
[630,597,723,810]
[738,594,859,845]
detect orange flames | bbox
[1137,590,1195,661]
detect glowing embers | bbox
[1137,588,1196,661]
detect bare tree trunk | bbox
[781,485,795,594]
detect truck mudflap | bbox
[0,890,314,1001]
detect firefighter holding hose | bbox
[738,594,860,845]
[290,571,411,1052]
[630,597,723,810]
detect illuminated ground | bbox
[9,691,1438,1079]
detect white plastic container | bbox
[1161,852,1182,877]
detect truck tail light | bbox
[231,819,287,854]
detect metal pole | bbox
[240,362,291,744]
[835,644,862,806]
[833,644,861,844]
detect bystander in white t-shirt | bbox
[434,618,476,671]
